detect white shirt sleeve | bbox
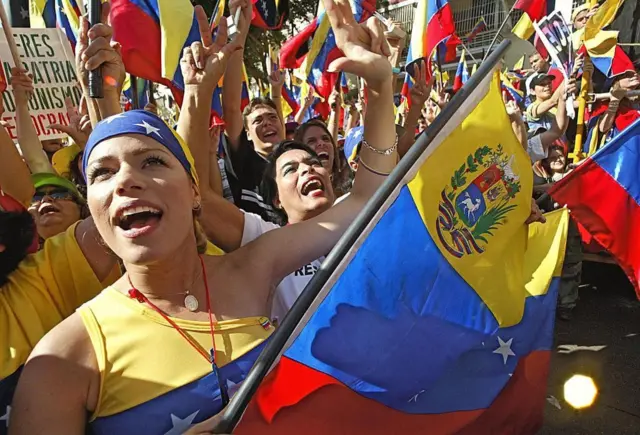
[241,211,280,247]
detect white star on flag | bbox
[353,129,362,138]
[1,405,11,427]
[493,336,515,364]
[163,410,199,435]
[20,7,29,19]
[135,120,163,138]
[103,113,125,124]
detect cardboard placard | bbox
[0,28,81,142]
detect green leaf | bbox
[467,155,478,172]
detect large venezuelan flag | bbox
[550,118,640,300]
[233,71,568,433]
[405,0,459,75]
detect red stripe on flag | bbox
[111,0,170,87]
[236,351,550,434]
[550,160,640,298]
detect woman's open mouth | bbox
[115,205,163,238]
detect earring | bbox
[193,201,202,212]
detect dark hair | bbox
[260,141,320,225]
[69,151,87,199]
[293,119,340,174]
[535,144,566,178]
[242,97,279,128]
[0,210,36,286]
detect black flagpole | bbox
[88,0,103,98]
[214,39,513,434]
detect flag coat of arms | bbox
[232,69,568,434]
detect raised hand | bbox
[49,97,92,148]
[435,79,450,108]
[329,88,342,110]
[181,5,243,92]
[11,67,34,104]
[325,0,392,91]
[268,70,285,96]
[77,2,125,95]
[409,61,434,109]
[229,0,253,42]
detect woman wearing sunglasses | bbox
[28,173,87,242]
[9,0,397,433]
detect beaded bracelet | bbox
[361,134,398,156]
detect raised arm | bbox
[75,3,125,125]
[250,0,397,287]
[399,61,432,156]
[327,88,342,143]
[176,7,246,252]
[540,79,574,149]
[269,69,286,128]
[221,0,252,149]
[12,67,53,174]
[0,98,34,204]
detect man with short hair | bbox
[220,1,285,222]
[528,52,563,92]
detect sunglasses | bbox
[32,189,75,205]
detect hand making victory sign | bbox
[325,0,392,92]
[181,5,243,93]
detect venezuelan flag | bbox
[552,118,640,301]
[466,16,487,43]
[405,0,459,75]
[288,0,375,101]
[122,74,149,109]
[233,70,567,433]
[111,0,199,92]
[252,0,289,30]
[500,72,524,105]
[453,50,469,92]
[30,0,83,49]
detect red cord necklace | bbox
[127,255,230,405]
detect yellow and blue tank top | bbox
[78,288,273,434]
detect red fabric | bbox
[425,3,458,71]
[279,18,320,69]
[235,352,550,434]
[514,0,547,21]
[550,160,640,298]
[251,0,288,30]
[110,0,172,88]
[547,67,564,93]
[611,46,635,77]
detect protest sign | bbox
[534,11,575,118]
[0,28,81,141]
[534,11,573,79]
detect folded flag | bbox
[501,72,524,105]
[405,0,459,76]
[234,70,566,434]
[550,117,640,300]
[252,0,289,30]
[453,50,469,92]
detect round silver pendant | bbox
[184,294,199,312]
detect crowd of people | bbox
[0,0,636,433]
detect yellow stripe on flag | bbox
[157,0,194,80]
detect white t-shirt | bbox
[242,212,324,323]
